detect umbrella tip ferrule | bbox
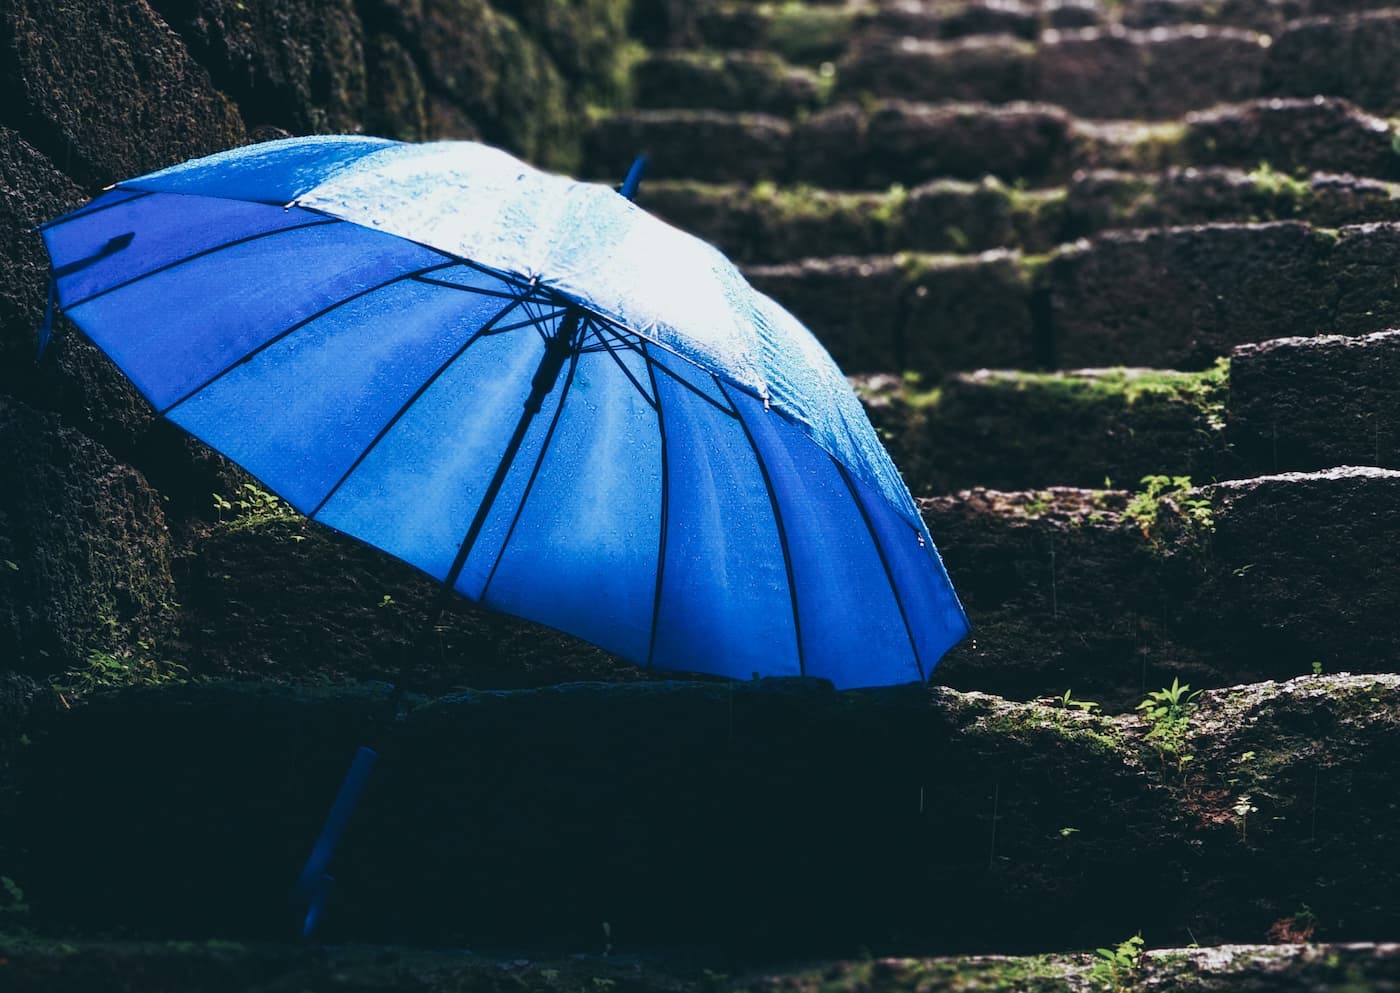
[283,199,299,210]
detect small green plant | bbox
[1090,933,1144,992]
[1232,795,1258,843]
[1311,660,1324,676]
[1125,475,1213,541]
[59,649,190,698]
[1136,678,1202,775]
[213,483,299,531]
[1059,689,1101,714]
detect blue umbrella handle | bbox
[620,156,647,201]
[293,745,378,937]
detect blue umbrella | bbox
[39,136,968,688]
[40,138,969,934]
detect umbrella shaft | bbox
[443,306,582,593]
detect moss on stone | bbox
[761,2,860,64]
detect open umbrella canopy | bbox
[39,136,968,688]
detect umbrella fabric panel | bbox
[478,345,663,665]
[124,135,397,204]
[43,194,316,306]
[315,325,563,583]
[650,357,802,681]
[167,273,524,513]
[725,387,924,688]
[845,470,970,668]
[62,216,449,412]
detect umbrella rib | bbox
[644,345,670,670]
[721,380,806,678]
[159,260,460,415]
[479,310,568,338]
[831,458,925,681]
[61,217,343,311]
[590,321,658,409]
[413,274,550,303]
[478,351,581,601]
[307,290,532,520]
[648,357,738,420]
[38,188,156,231]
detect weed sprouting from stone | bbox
[1137,678,1202,775]
[1089,933,1144,992]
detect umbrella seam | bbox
[307,288,534,519]
[477,348,581,602]
[722,380,806,679]
[159,260,462,416]
[38,188,156,231]
[832,458,925,682]
[643,344,670,671]
[61,217,343,311]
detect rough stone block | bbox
[0,397,176,675]
[1229,330,1400,473]
[585,109,793,184]
[0,0,245,188]
[1264,11,1400,115]
[632,50,825,116]
[837,36,1035,105]
[860,101,1077,187]
[1049,222,1333,368]
[1036,25,1268,120]
[148,0,367,134]
[1183,97,1400,179]
[1205,467,1400,668]
[900,251,1038,376]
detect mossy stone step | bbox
[743,251,1037,377]
[1229,330,1400,474]
[741,222,1400,378]
[1063,167,1400,239]
[636,169,1398,265]
[696,1,860,63]
[925,468,1400,703]
[854,363,1231,494]
[630,50,830,115]
[2,938,1399,992]
[9,675,1400,952]
[585,98,1399,190]
[838,26,1268,120]
[1048,220,1400,370]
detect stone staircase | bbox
[4,0,1400,984]
[585,0,1400,712]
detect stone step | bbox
[924,467,1400,703]
[584,97,1399,189]
[1047,219,1398,369]
[7,674,1400,952]
[637,169,1400,264]
[1229,329,1400,474]
[643,16,1400,124]
[853,363,1232,494]
[1261,10,1400,114]
[630,49,830,115]
[3,939,1400,992]
[695,2,861,63]
[741,222,1400,378]
[837,26,1270,119]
